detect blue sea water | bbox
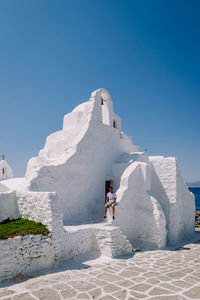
[189,187,200,211]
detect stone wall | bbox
[0,191,20,223]
[0,234,57,282]
[0,191,65,282]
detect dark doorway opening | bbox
[105,180,112,203]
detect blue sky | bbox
[0,0,199,182]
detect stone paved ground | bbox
[1,240,200,300]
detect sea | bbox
[188,187,200,211]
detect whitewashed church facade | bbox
[0,88,195,281]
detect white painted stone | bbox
[0,88,195,282]
[150,156,195,244]
[116,161,167,249]
[25,88,140,224]
[0,191,20,223]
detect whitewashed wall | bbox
[150,156,195,244]
[0,191,20,223]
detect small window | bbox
[101,97,104,105]
[113,120,116,128]
[2,167,5,175]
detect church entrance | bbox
[105,180,113,203]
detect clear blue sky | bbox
[0,0,199,182]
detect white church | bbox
[0,88,196,280]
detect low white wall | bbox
[0,191,66,282]
[17,191,65,260]
[63,228,99,259]
[0,191,20,223]
[0,234,57,282]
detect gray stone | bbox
[61,288,77,299]
[52,283,71,290]
[149,296,186,300]
[130,291,147,298]
[159,283,181,292]
[69,280,96,292]
[184,286,200,299]
[119,270,139,277]
[146,278,160,284]
[149,287,173,296]
[156,275,171,282]
[184,276,199,284]
[0,289,15,298]
[25,279,50,290]
[13,293,35,300]
[89,288,102,299]
[172,280,192,288]
[117,280,133,287]
[103,284,121,293]
[143,271,160,278]
[166,271,184,279]
[97,273,122,282]
[113,289,127,300]
[99,296,116,300]
[33,288,61,300]
[130,283,151,292]
[77,293,90,299]
[131,276,146,283]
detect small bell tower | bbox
[0,154,13,180]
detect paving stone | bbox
[146,278,160,284]
[97,273,122,282]
[89,288,102,299]
[77,292,90,299]
[61,287,77,299]
[89,277,107,286]
[181,267,194,274]
[69,280,96,292]
[143,271,160,278]
[89,270,102,276]
[127,266,146,273]
[33,288,61,300]
[119,270,139,277]
[172,280,192,288]
[93,264,105,269]
[103,284,121,293]
[130,283,151,292]
[117,280,133,287]
[25,280,51,290]
[113,289,127,300]
[149,296,186,300]
[130,291,147,298]
[131,276,146,283]
[159,283,181,292]
[52,283,71,290]
[0,289,16,298]
[13,293,35,300]
[149,287,173,296]
[166,271,184,279]
[99,296,116,300]
[183,286,200,299]
[155,275,171,282]
[184,275,200,284]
